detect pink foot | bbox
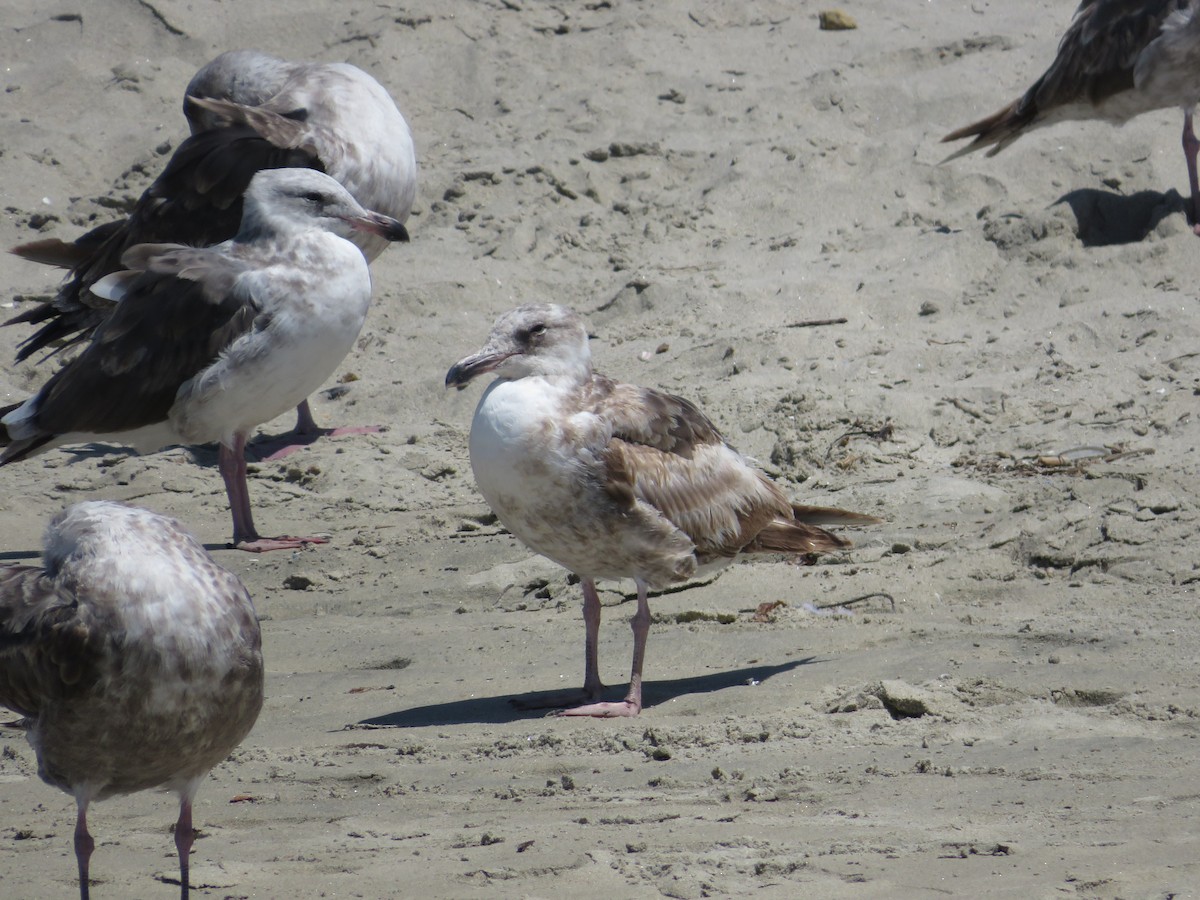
[234,535,330,553]
[554,699,642,718]
[255,425,382,461]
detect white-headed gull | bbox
[1,168,408,552]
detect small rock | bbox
[874,680,941,718]
[819,10,857,30]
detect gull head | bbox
[239,168,409,244]
[445,303,592,389]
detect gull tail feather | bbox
[789,503,884,527]
[745,520,853,555]
[940,98,1031,162]
[10,238,91,270]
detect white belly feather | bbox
[468,376,695,585]
[171,238,372,445]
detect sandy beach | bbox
[1,1,1198,896]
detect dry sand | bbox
[1,1,1198,897]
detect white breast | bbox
[469,376,576,505]
[170,235,372,444]
[467,376,694,583]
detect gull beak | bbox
[347,210,409,243]
[445,349,515,390]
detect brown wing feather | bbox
[0,566,100,720]
[789,503,885,527]
[10,237,96,270]
[603,439,789,562]
[186,96,325,157]
[584,375,726,456]
[588,375,881,562]
[587,375,822,561]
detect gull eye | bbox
[517,322,547,344]
[303,191,324,204]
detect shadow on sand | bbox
[1053,186,1186,245]
[351,657,818,729]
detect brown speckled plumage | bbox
[446,304,881,717]
[0,501,264,899]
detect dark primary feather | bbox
[7,124,322,362]
[6,248,257,452]
[1032,0,1185,107]
[942,0,1191,155]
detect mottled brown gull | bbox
[942,1,1200,232]
[0,500,263,899]
[1,168,407,552]
[8,49,417,446]
[446,304,882,718]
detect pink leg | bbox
[511,577,608,710]
[251,399,381,461]
[557,579,651,718]
[1182,110,1200,235]
[294,399,320,436]
[174,798,193,899]
[74,800,94,900]
[219,435,329,552]
[581,578,605,698]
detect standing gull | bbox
[446,304,882,718]
[8,49,418,446]
[942,1,1200,231]
[0,500,264,899]
[1,168,408,552]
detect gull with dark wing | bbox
[1,167,408,552]
[446,304,881,718]
[942,1,1200,232]
[0,500,263,899]
[8,49,417,445]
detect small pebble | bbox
[819,10,857,30]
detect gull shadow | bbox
[54,442,142,463]
[15,428,353,470]
[1,534,235,559]
[47,441,217,468]
[1053,187,1185,246]
[353,657,817,729]
[0,549,41,562]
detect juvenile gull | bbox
[446,304,882,718]
[9,49,418,443]
[942,1,1200,231]
[0,500,263,899]
[1,168,408,552]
